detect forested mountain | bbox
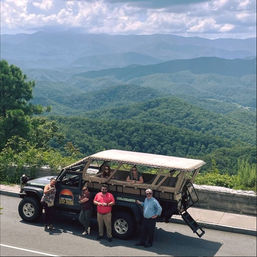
[50,116,255,176]
[1,31,256,190]
[84,97,255,146]
[29,57,256,114]
[71,52,162,70]
[34,84,161,114]
[73,57,256,107]
[1,46,256,190]
[1,31,255,70]
[53,116,234,158]
[78,57,255,79]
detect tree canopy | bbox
[0,60,51,150]
[0,60,43,117]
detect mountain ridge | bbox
[76,57,256,80]
[1,31,255,70]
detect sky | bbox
[1,0,256,39]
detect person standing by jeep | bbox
[136,188,162,247]
[42,177,56,230]
[93,184,115,242]
[79,185,92,236]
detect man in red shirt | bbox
[93,184,115,242]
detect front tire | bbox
[18,197,42,222]
[112,211,135,239]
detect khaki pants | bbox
[97,212,112,238]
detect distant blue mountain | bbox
[76,57,256,79]
[1,31,255,70]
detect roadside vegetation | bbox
[0,60,81,183]
[195,159,256,191]
[0,60,256,192]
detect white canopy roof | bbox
[85,149,205,171]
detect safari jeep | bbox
[19,149,206,239]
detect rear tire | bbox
[112,211,135,239]
[18,197,42,222]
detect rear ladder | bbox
[179,182,205,238]
[181,211,205,238]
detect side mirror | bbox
[20,174,29,184]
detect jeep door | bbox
[55,171,82,212]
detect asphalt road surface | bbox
[0,195,256,256]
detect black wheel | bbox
[112,211,135,239]
[18,197,42,221]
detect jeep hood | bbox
[26,176,57,187]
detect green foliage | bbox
[85,97,255,146]
[195,158,256,191]
[0,61,256,193]
[195,160,237,188]
[28,117,64,149]
[209,159,219,174]
[0,137,80,184]
[64,142,82,158]
[0,61,81,183]
[203,146,256,175]
[0,60,34,117]
[52,116,234,158]
[195,172,237,188]
[235,159,256,191]
[226,108,256,127]
[35,83,160,114]
[0,60,44,149]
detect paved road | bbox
[0,195,256,256]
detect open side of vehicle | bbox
[19,149,206,239]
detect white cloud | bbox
[0,0,256,38]
[33,0,53,10]
[219,23,235,32]
[188,18,219,33]
[236,12,251,22]
[238,0,251,9]
[210,0,230,10]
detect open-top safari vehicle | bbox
[19,149,206,239]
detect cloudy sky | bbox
[1,0,256,39]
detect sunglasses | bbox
[146,192,152,195]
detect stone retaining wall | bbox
[194,184,256,216]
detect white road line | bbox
[0,243,60,256]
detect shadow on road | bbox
[20,217,222,256]
[152,227,222,256]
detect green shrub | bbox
[234,159,256,191]
[195,172,237,188]
[0,138,81,184]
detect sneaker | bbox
[48,224,54,230]
[107,238,112,242]
[82,231,88,236]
